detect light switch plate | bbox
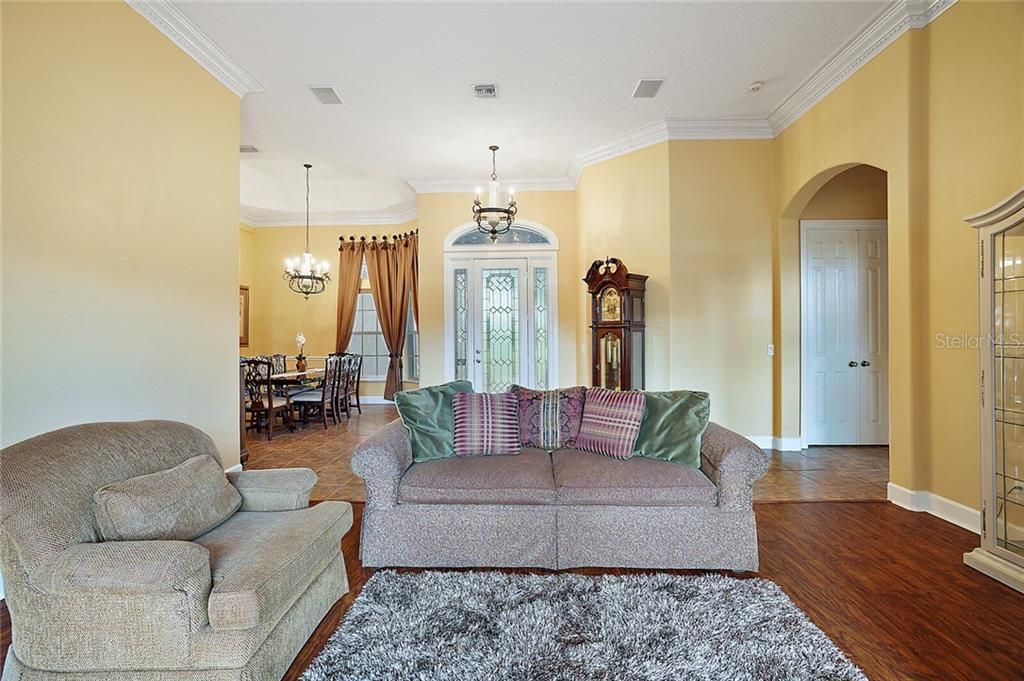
[767,344,776,356]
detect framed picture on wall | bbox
[239,285,250,347]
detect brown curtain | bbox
[364,235,411,400]
[334,237,366,354]
[407,232,420,328]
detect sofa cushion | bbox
[575,387,646,460]
[552,448,717,506]
[194,501,352,630]
[511,385,586,451]
[453,392,521,457]
[633,390,710,468]
[93,454,241,542]
[395,380,474,462]
[399,448,557,505]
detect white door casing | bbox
[800,220,889,446]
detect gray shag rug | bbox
[302,570,866,681]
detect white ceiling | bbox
[169,1,891,222]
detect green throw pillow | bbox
[395,381,474,462]
[633,390,710,468]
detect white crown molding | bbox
[406,178,575,194]
[126,0,263,98]
[768,0,956,135]
[240,200,418,228]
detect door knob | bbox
[848,361,858,368]
[861,360,871,367]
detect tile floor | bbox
[244,405,889,503]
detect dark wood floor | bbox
[2,502,1022,680]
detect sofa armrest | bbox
[33,540,211,596]
[227,468,317,511]
[700,422,770,511]
[351,420,413,510]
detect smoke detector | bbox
[473,83,498,99]
[632,79,664,98]
[309,86,343,104]
[239,145,259,153]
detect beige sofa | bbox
[0,420,352,681]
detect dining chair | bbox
[290,355,341,429]
[342,353,363,415]
[270,353,287,375]
[243,358,292,440]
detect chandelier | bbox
[284,163,331,299]
[472,145,518,241]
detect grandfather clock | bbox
[584,257,648,390]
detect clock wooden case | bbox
[584,257,648,390]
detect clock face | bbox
[600,287,621,321]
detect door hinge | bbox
[980,369,985,408]
[981,500,987,539]
[980,240,985,278]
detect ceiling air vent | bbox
[632,79,664,98]
[239,145,259,153]
[473,83,498,99]
[310,86,343,104]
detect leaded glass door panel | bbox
[471,260,529,392]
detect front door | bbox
[801,222,889,445]
[470,259,530,392]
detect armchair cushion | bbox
[93,455,241,542]
[194,501,352,631]
[227,468,317,511]
[33,540,211,595]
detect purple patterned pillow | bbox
[511,385,586,451]
[575,387,646,460]
[452,392,522,457]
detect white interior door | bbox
[801,221,889,445]
[470,259,530,392]
[857,230,889,444]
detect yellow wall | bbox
[1,2,241,464]
[802,165,888,219]
[576,144,672,388]
[774,0,1024,507]
[669,140,776,437]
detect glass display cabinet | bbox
[584,257,647,390]
[965,186,1024,594]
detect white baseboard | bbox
[225,463,243,473]
[887,482,980,533]
[746,435,804,451]
[359,396,393,405]
[772,436,804,451]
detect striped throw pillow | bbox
[575,387,647,459]
[511,385,586,451]
[452,392,522,457]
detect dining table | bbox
[270,367,324,386]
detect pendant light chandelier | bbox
[472,145,518,241]
[283,163,331,299]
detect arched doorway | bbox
[442,220,559,391]
[772,163,891,502]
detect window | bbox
[347,292,389,381]
[404,301,420,382]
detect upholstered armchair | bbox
[0,420,352,681]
